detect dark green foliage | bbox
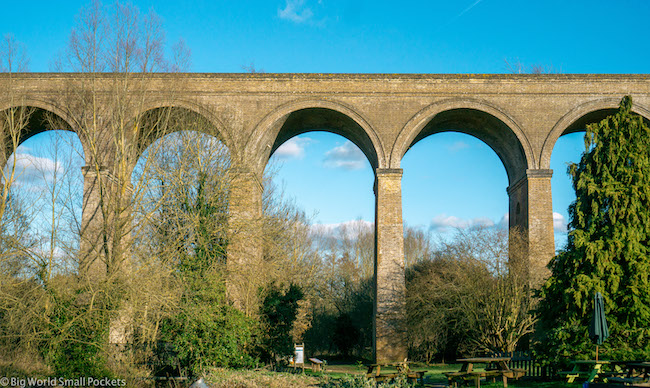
[44,306,111,377]
[159,290,257,375]
[333,313,360,357]
[157,169,257,376]
[303,268,374,359]
[537,96,650,364]
[258,283,304,364]
[177,172,229,272]
[156,170,229,273]
[158,266,257,376]
[40,279,115,378]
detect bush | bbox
[33,277,114,378]
[160,303,257,375]
[257,282,304,364]
[158,269,257,377]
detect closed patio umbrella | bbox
[588,292,609,361]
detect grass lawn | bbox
[203,361,588,387]
[307,362,582,387]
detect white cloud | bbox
[553,212,567,233]
[430,214,495,232]
[275,137,312,159]
[4,153,61,186]
[311,219,373,239]
[495,212,566,233]
[323,141,366,170]
[498,213,509,229]
[448,140,470,152]
[278,0,314,23]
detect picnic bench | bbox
[366,361,426,384]
[445,357,526,388]
[559,360,610,383]
[309,358,326,372]
[606,362,650,386]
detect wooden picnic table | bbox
[606,362,650,385]
[366,361,425,384]
[445,357,526,388]
[559,360,611,383]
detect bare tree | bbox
[241,61,265,73]
[406,226,536,361]
[0,34,32,225]
[504,57,559,74]
[0,0,199,376]
[47,0,195,281]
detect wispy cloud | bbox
[430,214,495,232]
[278,0,314,23]
[498,213,509,229]
[4,153,61,186]
[275,137,313,159]
[448,140,470,152]
[437,0,486,31]
[553,212,567,233]
[455,0,484,20]
[323,141,367,170]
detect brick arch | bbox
[540,98,650,168]
[0,97,89,166]
[247,99,386,174]
[390,98,534,185]
[133,99,238,161]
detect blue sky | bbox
[4,0,650,73]
[3,0,649,250]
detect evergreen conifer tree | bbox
[537,96,650,363]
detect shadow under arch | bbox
[0,98,88,167]
[248,99,385,173]
[391,99,532,185]
[133,101,237,162]
[540,98,650,169]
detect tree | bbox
[0,1,197,378]
[406,227,535,362]
[133,129,258,376]
[0,34,32,227]
[504,58,559,74]
[258,283,304,365]
[537,96,650,364]
[303,221,374,358]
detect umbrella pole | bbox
[596,345,599,362]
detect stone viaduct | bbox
[2,73,650,363]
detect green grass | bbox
[315,362,582,387]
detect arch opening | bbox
[402,132,509,242]
[131,130,231,270]
[2,129,85,280]
[1,106,76,167]
[401,131,525,359]
[266,107,380,171]
[550,132,583,251]
[404,108,528,185]
[265,131,375,359]
[135,106,231,162]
